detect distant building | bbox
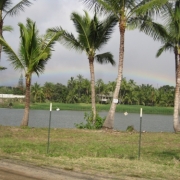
[0,94,25,103]
[97,92,113,104]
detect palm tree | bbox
[37,87,44,103]
[123,79,138,105]
[82,78,91,103]
[67,77,76,89]
[155,1,180,132]
[157,85,174,107]
[48,11,116,122]
[81,0,169,129]
[77,74,84,101]
[0,18,61,126]
[43,82,55,101]
[31,82,41,102]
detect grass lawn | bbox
[0,102,174,115]
[0,126,179,179]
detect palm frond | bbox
[0,0,12,12]
[19,21,34,64]
[34,31,62,64]
[0,66,7,71]
[32,53,48,76]
[47,26,64,35]
[71,11,91,49]
[81,0,126,17]
[93,14,117,49]
[29,26,62,76]
[80,0,109,15]
[134,0,168,16]
[3,0,33,19]
[156,42,174,57]
[48,26,83,52]
[128,15,168,41]
[95,52,115,65]
[2,25,13,32]
[0,36,24,70]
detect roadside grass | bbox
[0,126,179,179]
[0,102,174,115]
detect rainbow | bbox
[123,69,175,87]
[1,65,176,87]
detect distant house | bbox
[0,94,25,103]
[97,92,113,104]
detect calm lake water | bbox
[0,108,174,132]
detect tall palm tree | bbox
[0,18,61,126]
[31,82,41,102]
[43,82,55,101]
[48,11,116,122]
[155,1,180,132]
[0,0,34,59]
[81,0,169,129]
[96,78,104,95]
[67,77,76,89]
[77,74,84,100]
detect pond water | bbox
[0,108,174,132]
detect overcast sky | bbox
[0,0,175,88]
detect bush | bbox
[75,111,105,129]
[126,125,135,132]
[8,102,13,108]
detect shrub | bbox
[75,111,105,129]
[126,125,135,132]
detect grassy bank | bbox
[0,102,173,115]
[0,126,179,179]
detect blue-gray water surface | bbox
[0,108,174,132]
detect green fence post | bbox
[138,108,142,160]
[47,103,52,154]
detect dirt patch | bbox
[0,158,124,180]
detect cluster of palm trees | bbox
[30,77,174,107]
[80,0,180,132]
[0,0,180,132]
[0,75,174,107]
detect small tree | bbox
[49,11,116,122]
[0,18,61,126]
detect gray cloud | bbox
[1,0,175,87]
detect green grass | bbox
[0,126,179,179]
[0,102,174,115]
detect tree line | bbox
[0,74,175,107]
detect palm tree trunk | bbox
[173,54,180,132]
[175,51,180,116]
[21,75,31,126]
[89,57,96,123]
[0,11,3,60]
[103,18,125,129]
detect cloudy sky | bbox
[1,0,175,88]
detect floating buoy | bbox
[56,108,60,111]
[124,112,128,116]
